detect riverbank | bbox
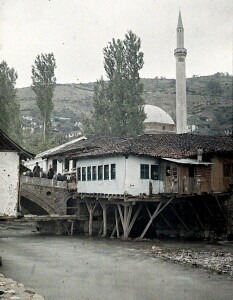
[0,273,44,299]
[145,241,233,278]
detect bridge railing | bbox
[20,175,68,189]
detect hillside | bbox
[17,74,232,138]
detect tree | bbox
[31,53,56,141]
[84,31,146,137]
[0,61,21,141]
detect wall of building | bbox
[0,151,19,217]
[77,155,164,196]
[144,122,176,134]
[211,156,233,192]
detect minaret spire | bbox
[174,11,187,134]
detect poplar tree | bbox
[0,61,20,142]
[31,53,56,141]
[84,31,145,137]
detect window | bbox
[52,159,57,172]
[72,159,77,169]
[140,164,149,179]
[151,165,159,180]
[172,167,178,180]
[98,165,103,180]
[92,166,97,181]
[87,166,91,181]
[111,164,116,180]
[104,165,109,180]
[166,166,171,176]
[82,167,86,181]
[64,158,69,171]
[77,167,81,181]
[189,165,195,177]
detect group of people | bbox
[25,162,75,183]
[26,163,58,180]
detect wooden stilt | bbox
[110,208,120,238]
[139,197,174,240]
[127,204,142,236]
[160,212,174,230]
[100,203,107,237]
[188,201,204,230]
[212,194,227,221]
[117,204,134,240]
[170,205,189,230]
[85,201,98,236]
[204,201,214,218]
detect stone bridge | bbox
[20,176,75,216]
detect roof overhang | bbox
[162,158,212,166]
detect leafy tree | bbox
[85,31,146,137]
[206,79,222,95]
[31,53,56,141]
[0,61,21,142]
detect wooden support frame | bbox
[100,203,108,237]
[188,200,204,230]
[110,207,121,238]
[169,203,189,231]
[139,197,174,240]
[117,204,142,240]
[85,201,98,236]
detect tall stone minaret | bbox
[174,11,187,134]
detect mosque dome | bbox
[144,104,175,125]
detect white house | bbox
[0,129,34,217]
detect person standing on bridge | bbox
[47,164,54,180]
[33,162,40,177]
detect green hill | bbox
[17,73,232,151]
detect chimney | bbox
[197,148,203,162]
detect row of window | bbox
[77,164,116,181]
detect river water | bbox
[0,222,232,300]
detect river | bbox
[0,222,232,300]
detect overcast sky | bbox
[0,0,232,88]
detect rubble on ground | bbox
[0,273,44,300]
[147,245,233,278]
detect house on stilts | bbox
[41,133,233,240]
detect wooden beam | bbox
[139,197,174,239]
[170,205,189,231]
[188,201,204,230]
[212,194,228,221]
[160,212,174,230]
[85,201,98,236]
[127,204,142,236]
[100,203,107,237]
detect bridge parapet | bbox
[20,175,68,188]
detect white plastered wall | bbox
[77,155,164,196]
[0,151,19,216]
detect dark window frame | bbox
[92,166,97,181]
[151,165,159,180]
[87,166,91,181]
[111,164,116,180]
[82,167,86,181]
[77,167,81,181]
[98,165,103,180]
[140,164,149,179]
[104,165,109,180]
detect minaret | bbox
[174,11,187,134]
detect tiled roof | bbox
[0,129,34,160]
[44,134,233,160]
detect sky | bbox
[0,0,232,88]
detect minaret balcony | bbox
[174,48,187,57]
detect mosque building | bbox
[144,11,187,135]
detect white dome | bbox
[144,105,175,125]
